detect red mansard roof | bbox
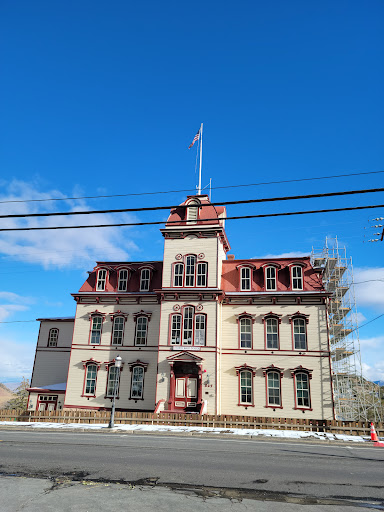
[221,257,324,292]
[166,195,226,227]
[78,261,163,293]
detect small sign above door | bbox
[171,346,201,351]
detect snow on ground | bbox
[0,421,369,443]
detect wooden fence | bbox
[0,409,382,437]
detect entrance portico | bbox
[166,351,204,412]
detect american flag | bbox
[188,129,200,149]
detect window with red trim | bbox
[131,366,144,399]
[90,316,103,345]
[173,263,184,287]
[48,328,59,347]
[267,371,281,406]
[84,364,98,395]
[118,269,129,291]
[169,307,206,346]
[239,317,252,348]
[295,372,310,408]
[240,267,251,290]
[293,317,307,350]
[106,365,121,397]
[291,266,303,290]
[112,316,124,345]
[266,266,277,290]
[185,255,196,287]
[96,269,107,291]
[240,370,253,404]
[265,317,279,349]
[140,269,150,291]
[135,316,148,346]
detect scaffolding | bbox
[311,237,382,422]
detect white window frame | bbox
[194,314,206,346]
[112,316,124,346]
[182,306,194,345]
[140,269,150,291]
[185,255,196,287]
[170,308,206,346]
[96,269,107,291]
[131,366,144,399]
[171,314,182,345]
[118,269,129,291]
[295,372,310,408]
[240,370,253,404]
[106,366,120,397]
[292,266,303,290]
[266,317,279,349]
[240,267,251,291]
[293,318,307,350]
[240,317,252,349]
[135,316,148,346]
[85,364,97,395]
[173,263,184,287]
[266,266,276,290]
[186,200,199,223]
[267,371,281,406]
[196,262,207,287]
[90,316,103,345]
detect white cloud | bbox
[359,335,384,349]
[0,180,139,269]
[0,338,35,382]
[354,267,384,312]
[362,360,384,382]
[252,251,309,259]
[0,292,35,321]
[356,312,367,324]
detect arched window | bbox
[240,267,251,290]
[290,367,312,410]
[83,363,98,396]
[265,266,277,290]
[240,317,252,349]
[128,362,149,400]
[118,269,129,291]
[186,199,200,223]
[48,328,59,347]
[96,269,108,291]
[89,315,103,345]
[235,365,256,407]
[173,263,184,287]
[135,316,148,346]
[266,317,278,349]
[169,307,206,346]
[289,312,309,351]
[267,372,281,407]
[291,265,303,290]
[106,365,121,397]
[185,255,196,287]
[112,316,124,346]
[140,268,151,291]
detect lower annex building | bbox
[28,195,334,419]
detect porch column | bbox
[197,366,203,405]
[168,363,175,409]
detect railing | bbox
[0,409,382,437]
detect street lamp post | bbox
[108,355,122,429]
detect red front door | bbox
[174,375,198,410]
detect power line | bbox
[1,170,383,204]
[1,187,384,220]
[1,203,384,232]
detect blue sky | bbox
[0,1,383,384]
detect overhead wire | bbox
[1,187,383,220]
[0,169,383,204]
[1,203,384,232]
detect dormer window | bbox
[96,269,107,291]
[140,269,150,291]
[118,269,129,291]
[186,199,200,223]
[266,266,276,290]
[241,267,251,291]
[291,265,303,290]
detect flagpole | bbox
[198,123,203,195]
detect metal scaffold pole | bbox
[311,237,382,422]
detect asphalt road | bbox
[0,429,383,510]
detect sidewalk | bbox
[0,420,377,446]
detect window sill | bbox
[237,403,255,407]
[81,394,96,398]
[104,396,120,400]
[129,397,144,401]
[265,405,283,409]
[294,407,313,411]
